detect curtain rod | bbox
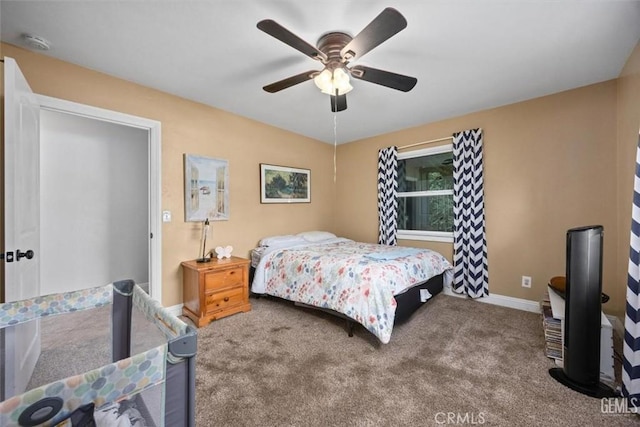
[397,136,453,150]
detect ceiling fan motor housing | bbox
[316,32,353,69]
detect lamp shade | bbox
[313,67,353,95]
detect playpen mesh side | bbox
[0,283,112,327]
[0,343,167,426]
[0,281,195,427]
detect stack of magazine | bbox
[541,291,562,363]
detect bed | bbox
[0,280,196,426]
[251,231,453,344]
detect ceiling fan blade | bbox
[340,8,407,62]
[330,92,347,112]
[350,65,417,92]
[257,19,328,62]
[263,70,318,93]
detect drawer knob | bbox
[224,297,230,302]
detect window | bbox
[397,144,454,242]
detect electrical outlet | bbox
[522,275,532,288]
[162,210,172,222]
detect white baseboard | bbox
[165,304,183,318]
[606,314,624,339]
[441,286,625,335]
[443,286,541,313]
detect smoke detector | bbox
[22,34,51,51]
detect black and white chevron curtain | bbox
[377,146,398,245]
[452,129,489,298]
[623,133,640,407]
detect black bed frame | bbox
[250,269,444,338]
[394,273,444,323]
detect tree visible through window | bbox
[397,145,454,241]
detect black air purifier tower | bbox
[549,225,616,397]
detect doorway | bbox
[37,95,162,301]
[40,110,148,293]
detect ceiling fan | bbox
[257,7,417,112]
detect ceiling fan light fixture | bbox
[314,67,353,96]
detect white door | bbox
[3,57,41,398]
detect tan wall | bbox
[3,40,637,318]
[337,81,621,314]
[617,41,640,318]
[1,43,336,307]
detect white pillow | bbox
[259,235,306,247]
[297,231,337,242]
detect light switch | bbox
[162,210,172,222]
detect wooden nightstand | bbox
[181,256,251,327]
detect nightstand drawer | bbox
[181,256,250,327]
[204,267,243,291]
[206,287,244,312]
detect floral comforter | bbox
[253,239,452,343]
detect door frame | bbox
[36,95,163,302]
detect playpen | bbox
[0,280,196,426]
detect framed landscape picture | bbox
[260,164,310,203]
[184,154,229,221]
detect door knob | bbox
[16,249,34,261]
[0,250,33,262]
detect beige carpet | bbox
[28,304,167,390]
[193,294,639,426]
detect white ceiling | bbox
[2,1,639,144]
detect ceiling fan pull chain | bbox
[334,92,338,183]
